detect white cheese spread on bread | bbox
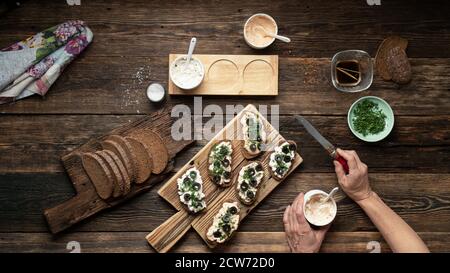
[269,142,296,179]
[208,141,233,186]
[177,167,206,213]
[236,162,264,204]
[206,202,240,243]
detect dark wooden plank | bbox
[1,115,447,147]
[0,231,448,253]
[0,115,448,173]
[0,58,448,115]
[1,144,448,174]
[0,0,449,58]
[0,173,448,233]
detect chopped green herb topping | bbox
[352,100,387,137]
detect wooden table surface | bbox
[0,0,449,253]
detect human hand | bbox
[334,148,372,202]
[283,192,330,253]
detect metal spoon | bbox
[186,37,197,63]
[255,25,291,43]
[324,187,339,202]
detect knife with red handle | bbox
[295,115,350,174]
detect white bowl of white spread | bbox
[303,189,337,227]
[169,56,205,90]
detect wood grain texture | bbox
[0,115,448,174]
[0,58,448,115]
[168,54,278,95]
[1,232,449,253]
[0,0,449,253]
[1,173,448,233]
[1,0,449,58]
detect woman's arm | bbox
[334,149,429,253]
[357,191,429,253]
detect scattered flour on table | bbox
[120,64,151,111]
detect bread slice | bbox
[206,201,240,245]
[81,152,114,200]
[95,150,124,197]
[241,141,261,159]
[128,129,168,174]
[375,36,408,81]
[177,167,206,214]
[101,137,135,182]
[235,161,264,206]
[125,137,152,183]
[103,149,131,195]
[239,112,267,159]
[104,135,138,182]
[268,140,297,181]
[207,140,233,188]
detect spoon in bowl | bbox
[324,187,339,202]
[255,25,291,43]
[186,37,197,63]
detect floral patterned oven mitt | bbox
[0,20,93,104]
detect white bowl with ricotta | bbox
[303,189,337,227]
[169,56,205,90]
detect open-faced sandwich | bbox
[206,201,240,244]
[240,111,266,159]
[235,161,264,205]
[208,140,233,187]
[269,140,297,180]
[177,167,206,213]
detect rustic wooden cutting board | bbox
[168,54,278,96]
[146,104,302,252]
[43,108,194,234]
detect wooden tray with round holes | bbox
[168,54,278,96]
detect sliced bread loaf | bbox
[96,150,124,197]
[125,137,152,184]
[101,137,135,183]
[102,150,131,196]
[81,152,114,200]
[128,129,168,174]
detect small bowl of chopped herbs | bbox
[348,96,394,142]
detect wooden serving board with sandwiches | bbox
[146,104,302,252]
[168,54,279,96]
[43,108,194,234]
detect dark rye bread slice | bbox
[105,135,138,182]
[95,150,124,197]
[125,137,152,184]
[103,149,131,196]
[205,200,240,246]
[241,141,262,159]
[81,152,114,200]
[269,140,297,181]
[101,137,135,183]
[208,140,233,188]
[375,36,408,81]
[128,129,168,174]
[234,161,264,206]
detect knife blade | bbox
[295,115,349,174]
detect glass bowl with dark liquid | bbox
[331,50,373,92]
